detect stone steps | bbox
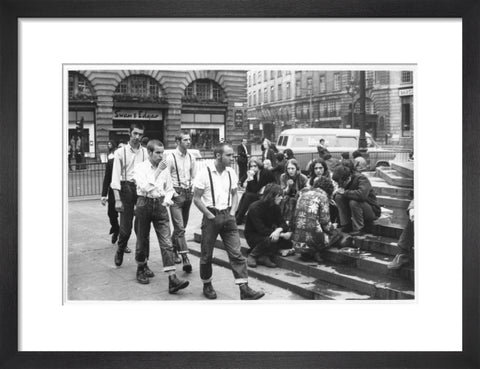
[376,167,414,188]
[191,232,414,300]
[237,225,414,281]
[391,161,414,179]
[322,247,414,282]
[367,176,413,199]
[187,241,372,300]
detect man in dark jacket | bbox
[332,165,381,235]
[244,184,292,268]
[237,138,249,185]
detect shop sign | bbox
[113,109,163,121]
[234,110,244,128]
[398,88,413,97]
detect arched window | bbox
[183,79,226,103]
[114,75,165,103]
[69,72,95,100]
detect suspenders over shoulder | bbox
[172,152,192,187]
[207,166,231,209]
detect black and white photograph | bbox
[67,67,415,301]
[10,16,469,361]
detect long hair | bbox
[107,140,117,154]
[261,183,283,205]
[308,158,329,186]
[284,148,294,160]
[248,157,264,170]
[285,159,300,178]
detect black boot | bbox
[203,282,217,299]
[239,284,265,300]
[182,254,192,273]
[114,248,124,266]
[143,264,155,278]
[168,274,189,294]
[136,265,149,284]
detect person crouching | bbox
[244,184,293,268]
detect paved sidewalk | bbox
[68,199,304,301]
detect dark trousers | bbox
[107,189,119,236]
[235,192,260,224]
[398,220,414,256]
[170,188,193,254]
[246,234,292,258]
[200,210,248,285]
[134,197,175,272]
[118,181,138,252]
[238,160,247,184]
[335,193,378,231]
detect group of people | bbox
[235,137,386,268]
[100,123,265,300]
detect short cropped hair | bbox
[129,122,145,133]
[341,152,350,160]
[213,143,232,158]
[175,131,191,142]
[146,139,164,153]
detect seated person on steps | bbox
[291,176,340,263]
[244,183,293,268]
[332,165,381,236]
[388,200,414,269]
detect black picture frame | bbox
[1,1,478,368]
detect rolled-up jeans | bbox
[117,181,138,252]
[200,208,248,285]
[170,187,193,254]
[134,196,175,272]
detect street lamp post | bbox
[345,78,358,129]
[358,71,367,152]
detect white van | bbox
[275,128,394,170]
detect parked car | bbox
[275,128,400,171]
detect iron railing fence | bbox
[68,149,411,197]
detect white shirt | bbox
[193,164,238,210]
[110,143,148,190]
[165,148,196,188]
[133,160,174,201]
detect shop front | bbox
[181,111,226,150]
[110,108,165,145]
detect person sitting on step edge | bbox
[388,200,414,269]
[244,183,292,268]
[332,165,381,236]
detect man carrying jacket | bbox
[332,165,381,236]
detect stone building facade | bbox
[246,70,414,148]
[68,70,247,159]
